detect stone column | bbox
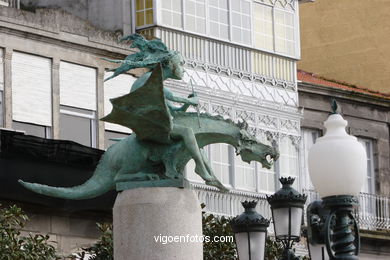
[113,187,203,260]
[51,57,60,139]
[3,48,12,128]
[96,67,105,150]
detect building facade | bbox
[298,70,390,260]
[1,0,388,259]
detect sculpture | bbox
[19,34,278,200]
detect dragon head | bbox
[236,129,279,169]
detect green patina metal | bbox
[18,34,279,200]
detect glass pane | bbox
[162,10,172,25]
[197,3,206,17]
[242,1,250,14]
[59,114,91,147]
[173,13,183,28]
[242,16,251,29]
[219,0,228,9]
[273,208,289,237]
[219,10,228,24]
[235,233,250,260]
[173,0,182,12]
[220,25,229,38]
[209,7,219,22]
[146,9,154,24]
[232,14,241,27]
[162,0,171,9]
[197,18,206,33]
[249,232,266,260]
[231,0,240,11]
[145,0,153,9]
[136,12,145,26]
[136,0,144,10]
[13,121,46,138]
[186,1,195,15]
[186,15,196,31]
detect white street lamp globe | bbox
[308,114,366,198]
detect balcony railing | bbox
[304,189,390,231]
[191,183,272,220]
[0,0,19,8]
[192,184,390,232]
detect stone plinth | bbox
[113,187,203,260]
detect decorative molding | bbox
[258,114,278,129]
[280,118,300,132]
[211,104,233,118]
[236,109,256,124]
[257,0,296,10]
[185,59,296,91]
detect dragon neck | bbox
[172,112,243,149]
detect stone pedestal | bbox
[113,187,203,260]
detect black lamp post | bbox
[267,177,307,260]
[230,200,270,260]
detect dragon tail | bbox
[18,162,115,200]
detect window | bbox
[162,0,183,28]
[231,0,251,45]
[300,129,320,191]
[235,156,256,191]
[274,9,295,56]
[60,106,96,147]
[12,121,49,138]
[278,136,299,189]
[257,134,276,193]
[11,52,52,136]
[253,4,273,51]
[208,0,229,40]
[136,0,154,27]
[184,0,206,34]
[59,61,97,147]
[210,143,232,185]
[358,137,375,194]
[253,2,296,56]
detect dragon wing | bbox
[101,64,172,143]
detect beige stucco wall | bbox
[298,0,390,93]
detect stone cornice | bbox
[299,81,390,109]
